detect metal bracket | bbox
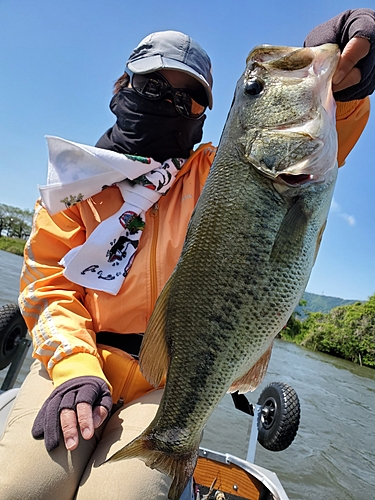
[0,337,31,392]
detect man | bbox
[0,9,374,500]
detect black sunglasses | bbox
[131,72,207,120]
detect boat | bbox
[0,303,300,500]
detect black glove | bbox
[304,8,375,101]
[32,376,113,452]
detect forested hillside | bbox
[296,291,359,317]
[282,294,375,368]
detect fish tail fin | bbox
[105,431,198,500]
[105,433,146,463]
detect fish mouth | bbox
[277,173,314,186]
[272,164,337,194]
[242,43,340,191]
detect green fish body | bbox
[108,44,340,500]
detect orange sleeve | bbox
[19,200,110,389]
[336,97,370,167]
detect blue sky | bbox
[1,0,374,301]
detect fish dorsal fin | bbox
[229,343,273,393]
[139,279,171,387]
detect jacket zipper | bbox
[150,202,159,309]
[121,201,158,403]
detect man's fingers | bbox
[76,402,95,440]
[92,405,109,429]
[333,67,362,92]
[60,408,79,451]
[333,37,371,84]
[60,403,107,450]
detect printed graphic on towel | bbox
[81,212,144,282]
[134,167,172,191]
[77,158,184,291]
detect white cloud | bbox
[342,214,356,226]
[330,198,356,226]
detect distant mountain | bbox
[295,291,360,318]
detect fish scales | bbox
[106,43,340,499]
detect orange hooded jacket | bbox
[19,98,370,404]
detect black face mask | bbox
[95,89,206,162]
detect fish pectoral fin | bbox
[313,220,327,264]
[270,198,311,262]
[229,343,273,393]
[139,279,171,387]
[106,430,198,500]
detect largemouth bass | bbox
[108,43,340,499]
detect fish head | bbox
[229,43,340,189]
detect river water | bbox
[0,249,374,499]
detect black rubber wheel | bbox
[0,303,28,370]
[257,381,300,452]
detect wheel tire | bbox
[0,303,28,370]
[257,381,300,452]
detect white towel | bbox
[39,136,185,294]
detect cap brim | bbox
[127,55,213,109]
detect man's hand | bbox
[32,376,113,452]
[304,8,375,101]
[333,37,371,92]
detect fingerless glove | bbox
[304,8,375,101]
[32,376,112,452]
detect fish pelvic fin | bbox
[229,343,273,393]
[140,279,172,387]
[105,430,198,500]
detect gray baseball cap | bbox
[126,30,213,109]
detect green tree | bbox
[300,296,375,368]
[0,203,33,239]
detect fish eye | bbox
[244,78,264,96]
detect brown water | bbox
[1,249,375,499]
